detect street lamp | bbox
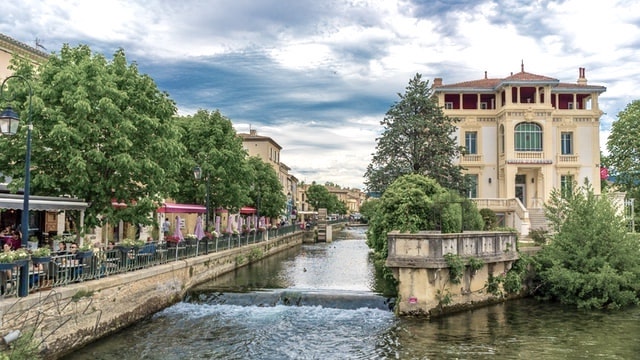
[193,166,210,230]
[0,75,33,298]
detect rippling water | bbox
[64,227,640,360]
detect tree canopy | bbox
[0,45,183,229]
[366,174,483,258]
[246,156,286,219]
[364,73,465,194]
[171,109,252,222]
[305,183,346,214]
[606,100,640,231]
[607,100,640,191]
[533,181,640,309]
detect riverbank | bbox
[0,232,306,360]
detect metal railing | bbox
[0,223,303,299]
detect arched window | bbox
[514,122,542,151]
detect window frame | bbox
[514,122,543,152]
[560,132,573,155]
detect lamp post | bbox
[193,166,210,231]
[0,75,33,298]
[290,184,297,229]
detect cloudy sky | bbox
[1,0,639,190]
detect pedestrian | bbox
[162,218,171,238]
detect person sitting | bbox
[55,242,68,255]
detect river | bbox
[64,227,640,359]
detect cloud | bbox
[1,0,639,190]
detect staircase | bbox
[528,208,550,232]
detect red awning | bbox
[158,203,206,213]
[240,206,256,215]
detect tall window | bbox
[465,131,477,154]
[499,125,505,154]
[561,132,573,155]
[514,122,542,151]
[561,175,574,197]
[465,174,478,198]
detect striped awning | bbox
[0,193,88,211]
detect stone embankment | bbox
[386,230,522,316]
[0,233,305,359]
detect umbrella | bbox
[226,215,233,234]
[174,216,184,241]
[194,215,205,240]
[173,216,183,261]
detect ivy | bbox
[486,273,504,298]
[467,256,484,273]
[444,253,465,284]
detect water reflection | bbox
[63,227,640,360]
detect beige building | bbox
[433,64,605,233]
[0,33,48,81]
[239,128,300,220]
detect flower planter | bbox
[14,259,30,267]
[76,251,94,259]
[0,263,15,270]
[117,246,132,253]
[31,256,51,264]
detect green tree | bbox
[534,180,640,309]
[366,174,482,258]
[364,73,465,194]
[0,45,183,230]
[172,110,251,219]
[607,100,640,191]
[358,198,379,223]
[246,156,286,219]
[305,184,334,211]
[606,100,640,231]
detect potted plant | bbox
[117,238,140,252]
[31,246,52,264]
[76,242,94,259]
[185,234,197,245]
[0,250,14,270]
[12,248,31,266]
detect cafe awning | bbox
[240,206,256,215]
[0,193,89,211]
[158,203,206,213]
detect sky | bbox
[1,0,639,190]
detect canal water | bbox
[64,227,640,360]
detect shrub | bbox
[479,208,498,230]
[529,228,548,246]
[533,181,640,309]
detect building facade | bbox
[433,64,605,214]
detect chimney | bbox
[577,67,587,85]
[433,78,443,87]
[250,129,257,136]
[484,71,487,79]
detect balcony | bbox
[506,151,552,165]
[556,154,579,166]
[461,154,483,164]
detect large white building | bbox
[433,64,606,232]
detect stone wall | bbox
[0,233,304,359]
[386,231,519,316]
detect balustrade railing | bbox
[0,222,323,299]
